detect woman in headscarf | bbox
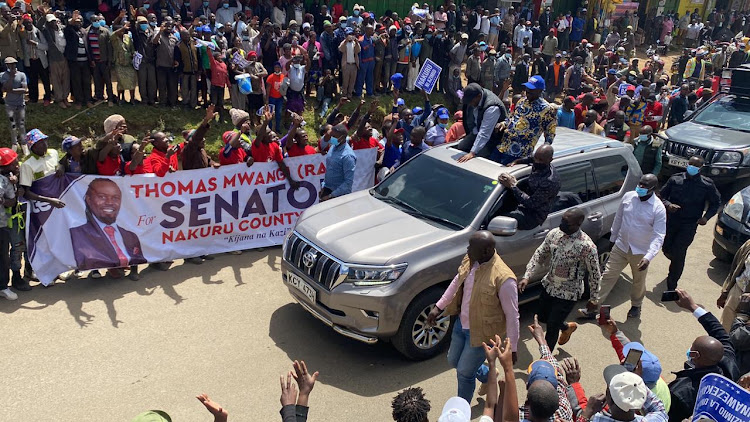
[112,24,137,104]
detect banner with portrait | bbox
[26,149,378,286]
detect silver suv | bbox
[281,128,642,360]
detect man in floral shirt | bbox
[519,208,602,349]
[492,75,556,165]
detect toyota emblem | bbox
[302,250,317,269]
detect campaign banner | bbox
[618,83,634,96]
[27,149,377,286]
[415,59,442,94]
[691,373,750,422]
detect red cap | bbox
[247,50,258,59]
[0,148,17,166]
[582,38,588,44]
[222,131,235,145]
[393,128,405,134]
[404,17,411,24]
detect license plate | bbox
[716,225,724,236]
[669,156,689,168]
[287,272,317,304]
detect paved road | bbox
[0,216,732,421]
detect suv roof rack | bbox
[553,140,625,159]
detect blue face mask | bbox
[425,34,432,39]
[635,186,649,197]
[638,134,649,142]
[223,3,229,8]
[328,136,340,147]
[436,34,442,39]
[340,22,347,29]
[203,1,209,6]
[92,21,101,28]
[354,10,360,16]
[479,45,487,51]
[438,122,447,129]
[140,23,149,31]
[149,21,157,27]
[99,19,106,27]
[686,165,701,176]
[144,3,150,9]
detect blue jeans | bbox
[268,96,284,133]
[319,97,332,118]
[354,60,374,96]
[446,319,490,403]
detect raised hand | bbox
[196,393,227,422]
[279,372,297,407]
[291,360,319,397]
[561,357,581,384]
[528,314,544,344]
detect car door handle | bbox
[588,212,603,221]
[533,229,549,239]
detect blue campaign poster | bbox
[692,373,750,422]
[415,58,442,94]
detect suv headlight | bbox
[713,151,743,166]
[724,191,745,222]
[344,264,407,286]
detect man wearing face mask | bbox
[498,144,560,231]
[519,208,601,349]
[320,124,356,201]
[215,0,238,26]
[668,288,739,421]
[86,14,114,106]
[64,11,93,109]
[659,155,720,291]
[581,174,666,320]
[631,126,662,176]
[132,15,157,105]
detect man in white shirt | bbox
[515,21,532,53]
[580,174,666,320]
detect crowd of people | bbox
[2,1,750,421]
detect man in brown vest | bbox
[427,231,520,403]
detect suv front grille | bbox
[665,140,715,162]
[284,233,344,290]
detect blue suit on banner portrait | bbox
[70,210,147,270]
[354,34,375,96]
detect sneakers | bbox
[627,306,641,318]
[0,287,18,300]
[577,308,597,320]
[12,281,32,292]
[128,267,140,281]
[558,322,578,346]
[89,270,103,279]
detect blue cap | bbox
[345,27,354,34]
[522,75,546,91]
[391,73,404,90]
[25,129,48,146]
[608,68,618,74]
[527,360,557,388]
[437,107,450,119]
[200,25,212,33]
[396,98,405,106]
[622,342,662,386]
[412,106,423,114]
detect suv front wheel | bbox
[391,287,454,360]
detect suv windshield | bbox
[692,96,750,132]
[372,155,497,229]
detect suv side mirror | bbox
[376,167,390,183]
[487,216,517,236]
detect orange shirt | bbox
[553,63,561,84]
[266,73,285,99]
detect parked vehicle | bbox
[713,186,750,262]
[659,66,750,197]
[281,128,642,360]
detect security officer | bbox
[354,24,376,97]
[659,155,721,290]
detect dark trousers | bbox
[27,58,51,102]
[198,71,209,105]
[92,61,114,101]
[662,220,698,290]
[68,60,92,105]
[456,134,499,159]
[138,62,157,104]
[156,66,178,106]
[537,289,576,350]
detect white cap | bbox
[438,397,471,422]
[45,13,58,22]
[609,372,648,412]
